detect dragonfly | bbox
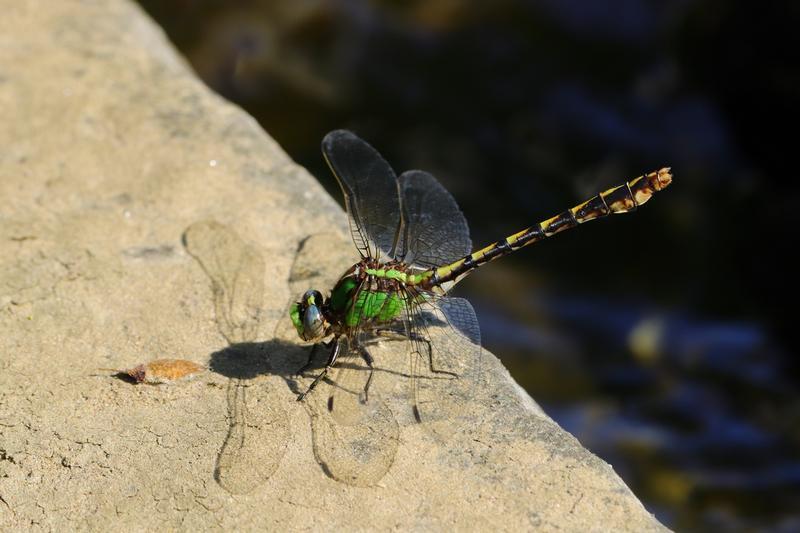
[290,130,672,421]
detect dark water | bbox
[137,1,800,530]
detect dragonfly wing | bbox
[433,296,482,348]
[402,289,482,427]
[397,170,472,269]
[322,130,403,260]
[414,294,481,374]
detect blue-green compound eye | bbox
[291,290,327,342]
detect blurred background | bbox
[137,1,798,530]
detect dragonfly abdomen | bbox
[427,167,673,288]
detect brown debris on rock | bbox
[104,359,205,384]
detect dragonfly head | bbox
[290,289,328,342]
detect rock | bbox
[0,0,667,530]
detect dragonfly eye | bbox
[290,290,327,342]
[306,290,324,307]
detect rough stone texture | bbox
[0,1,667,530]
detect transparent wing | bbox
[411,294,481,375]
[322,130,402,260]
[432,296,482,348]
[401,288,482,426]
[397,170,472,269]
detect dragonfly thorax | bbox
[289,258,420,343]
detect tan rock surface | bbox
[0,1,667,530]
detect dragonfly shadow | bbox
[281,340,455,400]
[205,339,299,496]
[206,339,353,399]
[206,337,404,488]
[205,339,341,396]
[205,333,470,405]
[207,339,306,380]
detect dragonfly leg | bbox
[296,341,325,376]
[375,328,458,378]
[356,345,375,404]
[297,337,341,401]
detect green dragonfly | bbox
[290,130,672,421]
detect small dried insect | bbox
[99,358,205,384]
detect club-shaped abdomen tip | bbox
[656,167,673,190]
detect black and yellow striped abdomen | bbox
[424,167,673,289]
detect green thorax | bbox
[328,263,425,328]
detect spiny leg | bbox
[356,344,375,404]
[297,336,341,401]
[295,341,321,377]
[375,328,458,378]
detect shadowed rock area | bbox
[0,1,667,530]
